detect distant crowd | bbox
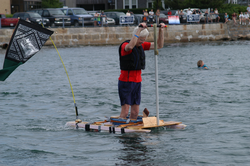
[92,5,250,26]
[130,5,250,25]
[228,4,250,25]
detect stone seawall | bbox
[1,21,250,47]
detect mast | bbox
[154,24,160,126]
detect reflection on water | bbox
[117,134,150,164]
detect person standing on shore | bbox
[155,9,160,24]
[187,8,192,15]
[118,22,166,120]
[126,10,131,16]
[94,12,99,26]
[143,9,148,23]
[247,4,250,14]
[149,9,154,24]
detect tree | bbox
[41,0,63,8]
[165,0,225,10]
[186,0,225,9]
[165,0,188,9]
[153,0,164,10]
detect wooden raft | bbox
[66,116,186,133]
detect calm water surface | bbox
[0,41,250,166]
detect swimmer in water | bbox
[197,60,208,69]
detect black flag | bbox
[0,19,53,81]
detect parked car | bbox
[161,10,177,16]
[135,14,156,24]
[87,11,97,15]
[12,12,50,26]
[0,14,18,27]
[104,12,126,25]
[60,7,94,26]
[104,17,116,25]
[29,8,71,27]
[159,13,168,24]
[88,11,115,25]
[161,10,169,15]
[134,14,144,24]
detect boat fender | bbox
[112,126,115,133]
[121,128,125,134]
[85,123,90,131]
[75,122,79,129]
[98,125,101,132]
[75,119,82,123]
[109,126,112,133]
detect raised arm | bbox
[150,23,165,50]
[125,23,147,51]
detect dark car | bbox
[159,13,168,24]
[60,7,94,26]
[13,12,50,26]
[104,12,126,25]
[134,14,144,24]
[134,14,156,24]
[30,8,71,27]
[161,10,176,16]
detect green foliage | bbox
[219,3,247,19]
[165,0,229,10]
[184,0,225,9]
[5,14,13,18]
[153,0,164,10]
[165,0,188,9]
[41,0,63,8]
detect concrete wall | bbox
[1,22,250,47]
[165,23,229,43]
[46,23,230,47]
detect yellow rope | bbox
[49,36,76,104]
[41,23,78,117]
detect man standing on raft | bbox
[118,22,166,121]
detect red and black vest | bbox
[119,40,146,70]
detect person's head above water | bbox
[197,60,208,69]
[197,60,204,67]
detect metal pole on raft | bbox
[153,23,160,126]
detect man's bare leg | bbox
[120,104,130,118]
[130,104,139,119]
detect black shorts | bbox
[118,80,141,106]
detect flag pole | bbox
[153,23,160,126]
